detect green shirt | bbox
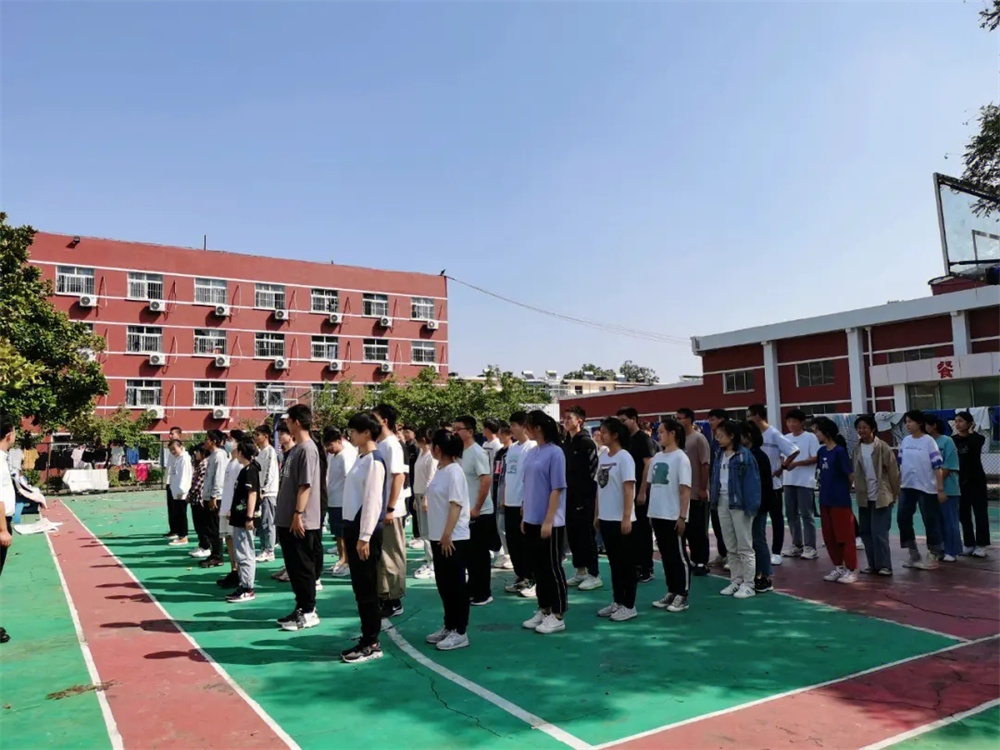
[934,435,960,497]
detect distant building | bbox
[453,369,647,401]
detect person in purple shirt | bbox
[520,410,569,635]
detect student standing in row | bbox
[167,440,193,550]
[424,429,473,651]
[564,407,602,592]
[594,417,637,622]
[706,409,730,566]
[952,411,990,557]
[925,416,963,563]
[648,419,693,613]
[675,409,710,576]
[373,404,408,619]
[413,428,438,580]
[340,412,388,664]
[216,431,244,590]
[199,430,228,569]
[164,426,184,541]
[0,416,17,643]
[747,404,799,568]
[521,411,569,635]
[852,415,899,576]
[253,426,280,563]
[227,438,261,603]
[616,408,657,582]
[491,422,514,571]
[188,446,212,559]
[710,421,760,599]
[454,415,494,607]
[781,409,820,561]
[813,418,858,584]
[324,427,357,577]
[898,410,945,570]
[741,421,776,594]
[503,412,536,597]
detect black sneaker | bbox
[276,609,299,624]
[692,565,709,577]
[754,576,773,593]
[0,627,9,644]
[341,642,383,664]
[380,600,404,619]
[217,571,239,588]
[637,571,654,584]
[226,587,255,603]
[280,608,320,631]
[200,557,224,568]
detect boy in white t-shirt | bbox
[412,428,439,580]
[647,420,693,613]
[781,409,821,560]
[503,412,536,595]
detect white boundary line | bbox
[591,634,999,749]
[859,697,1000,750]
[382,624,593,750]
[57,502,301,750]
[43,530,125,750]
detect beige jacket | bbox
[852,437,900,509]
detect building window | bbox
[255,383,286,410]
[723,370,755,394]
[796,360,836,387]
[193,381,227,407]
[127,271,164,301]
[254,283,286,311]
[796,403,839,415]
[363,293,389,317]
[193,329,227,356]
[907,377,1000,411]
[412,341,436,364]
[56,266,95,295]
[126,325,163,354]
[255,332,285,359]
[311,335,340,360]
[363,338,389,362]
[574,385,584,395]
[126,379,161,408]
[411,297,435,320]
[311,288,340,314]
[887,347,937,364]
[194,277,228,306]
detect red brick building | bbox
[29,232,448,433]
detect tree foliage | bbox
[962,2,1000,216]
[563,363,616,381]
[0,214,108,427]
[619,360,659,384]
[66,405,160,454]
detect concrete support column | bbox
[763,341,781,424]
[951,311,970,357]
[845,327,868,414]
[893,384,908,413]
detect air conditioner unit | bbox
[79,294,98,308]
[328,360,342,372]
[148,352,167,366]
[379,315,393,329]
[213,304,231,318]
[328,311,343,325]
[425,319,440,330]
[214,354,231,368]
[148,299,166,313]
[80,348,97,362]
[379,362,393,374]
[273,357,290,370]
[146,406,165,419]
[212,407,230,420]
[274,309,290,321]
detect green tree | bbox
[562,363,616,381]
[619,360,659,384]
[0,214,108,427]
[311,380,365,430]
[66,405,159,455]
[962,2,1000,216]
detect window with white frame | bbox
[193,381,228,407]
[796,403,839,416]
[723,370,755,394]
[796,360,836,387]
[56,266,95,295]
[887,347,937,365]
[255,332,285,358]
[193,329,227,356]
[363,293,389,317]
[412,341,436,364]
[126,325,163,354]
[364,338,389,362]
[255,283,286,310]
[194,277,228,305]
[255,383,286,410]
[411,297,435,320]
[126,379,161,407]
[311,335,340,360]
[127,271,164,301]
[311,288,340,314]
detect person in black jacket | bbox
[562,407,603,591]
[741,421,777,593]
[618,407,658,582]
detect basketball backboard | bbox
[934,173,1000,280]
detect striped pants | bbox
[524,523,568,616]
[652,518,691,597]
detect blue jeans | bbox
[258,496,277,553]
[939,496,962,558]
[897,488,943,555]
[752,511,772,577]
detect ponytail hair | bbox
[813,416,846,448]
[431,428,464,459]
[526,410,561,446]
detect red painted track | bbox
[46,500,288,749]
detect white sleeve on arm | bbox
[359,460,386,543]
[180,455,193,498]
[777,432,800,458]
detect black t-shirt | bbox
[405,440,418,489]
[952,432,987,483]
[564,432,598,500]
[229,462,261,526]
[628,430,658,500]
[492,446,508,504]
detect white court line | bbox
[860,697,1000,750]
[44,530,125,750]
[592,634,999,749]
[382,624,593,750]
[58,502,302,750]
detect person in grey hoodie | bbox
[200,430,229,568]
[254,425,280,562]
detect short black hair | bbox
[924,414,945,432]
[169,426,183,435]
[739,420,762,449]
[707,408,728,420]
[615,407,638,421]
[600,417,630,447]
[323,426,342,444]
[432,428,464,459]
[854,414,877,431]
[229,429,246,441]
[415,426,434,443]
[497,420,511,435]
[509,411,528,426]
[747,404,768,419]
[955,410,974,425]
[167,438,183,449]
[483,418,500,434]
[676,408,695,421]
[254,425,272,440]
[904,410,926,430]
[566,406,586,420]
[0,414,15,441]
[234,437,258,461]
[286,404,312,430]
[372,403,398,431]
[454,414,476,432]
[206,429,226,446]
[786,408,807,422]
[347,412,381,441]
[275,422,290,435]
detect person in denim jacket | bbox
[710,421,762,600]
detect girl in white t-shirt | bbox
[595,417,637,622]
[647,419,693,613]
[898,411,945,569]
[424,429,472,652]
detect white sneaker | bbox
[972,547,988,559]
[610,606,637,622]
[914,554,939,570]
[942,554,957,563]
[492,554,510,569]
[190,548,211,559]
[168,537,188,547]
[667,595,689,612]
[720,581,740,596]
[315,580,324,591]
[500,557,514,570]
[522,610,545,629]
[436,631,470,651]
[519,583,537,599]
[302,611,320,629]
[723,561,731,570]
[425,627,451,644]
[331,562,351,578]
[408,539,425,550]
[782,547,803,558]
[838,569,858,584]
[903,549,922,568]
[255,551,275,563]
[578,575,603,591]
[770,554,782,567]
[963,545,976,556]
[535,614,566,634]
[470,596,493,607]
[597,602,620,617]
[824,567,845,582]
[801,546,819,560]
[652,593,676,609]
[733,583,756,599]
[566,572,586,587]
[855,537,864,550]
[414,564,435,580]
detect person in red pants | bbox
[812,418,858,584]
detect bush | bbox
[146,468,164,485]
[45,475,63,491]
[22,469,41,487]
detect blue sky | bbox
[2,1,995,381]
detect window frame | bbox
[254,332,285,359]
[722,369,755,394]
[362,293,390,318]
[194,277,229,306]
[410,296,435,320]
[795,359,836,388]
[56,266,96,296]
[886,347,938,365]
[254,283,287,311]
[411,341,436,364]
[363,338,390,362]
[193,381,228,408]
[125,379,162,408]
[254,382,286,410]
[126,325,164,354]
[193,329,228,356]
[310,288,340,314]
[126,271,164,301]
[311,335,340,361]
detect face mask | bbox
[225,440,235,454]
